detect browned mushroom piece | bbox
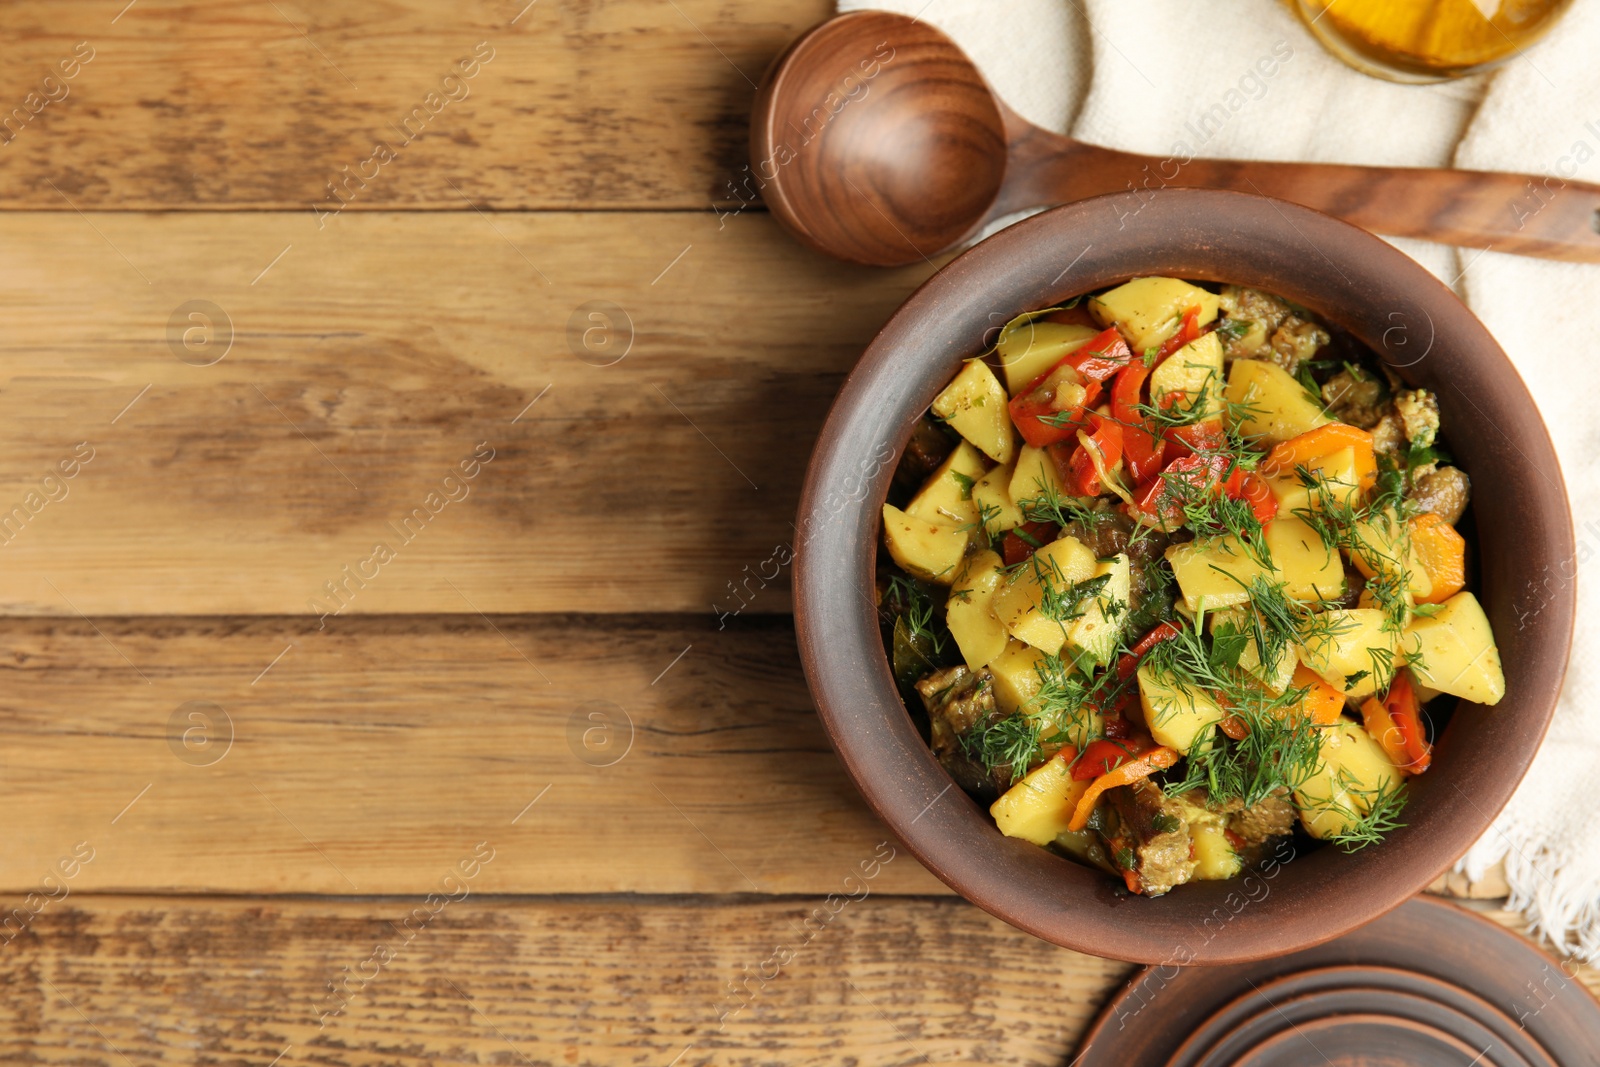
[1409,465,1472,526]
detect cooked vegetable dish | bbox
[878,277,1504,897]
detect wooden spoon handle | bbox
[1171,156,1600,263]
[995,110,1600,263]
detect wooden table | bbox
[0,2,1592,1063]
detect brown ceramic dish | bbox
[1074,895,1600,1063]
[793,188,1574,965]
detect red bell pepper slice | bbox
[1061,327,1133,383]
[1237,471,1279,524]
[1058,412,1125,497]
[1115,621,1182,680]
[1000,520,1059,566]
[1072,735,1158,780]
[1162,418,1228,462]
[1147,306,1205,367]
[1385,671,1432,774]
[1008,362,1100,449]
[1128,452,1232,526]
[1111,361,1166,483]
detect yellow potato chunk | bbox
[1008,444,1067,508]
[990,753,1092,846]
[996,320,1100,393]
[1139,663,1227,755]
[1064,554,1130,670]
[1295,720,1403,840]
[906,441,990,529]
[1191,820,1243,880]
[1089,277,1221,352]
[1165,536,1271,613]
[1403,591,1505,706]
[992,536,1097,654]
[971,460,1024,535]
[1149,332,1224,422]
[881,503,968,585]
[1226,359,1332,445]
[1349,509,1433,601]
[1267,446,1363,515]
[932,360,1015,465]
[989,640,1049,715]
[946,550,1008,670]
[1264,516,1345,602]
[1211,608,1296,693]
[1296,607,1399,701]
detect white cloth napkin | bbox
[841,0,1600,960]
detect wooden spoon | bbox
[751,11,1600,267]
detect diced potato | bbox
[987,641,1100,745]
[1139,663,1227,755]
[996,321,1101,393]
[1403,591,1505,706]
[946,550,1008,670]
[906,441,990,529]
[1191,821,1243,880]
[1008,444,1067,507]
[1296,607,1399,701]
[1225,359,1332,445]
[972,460,1024,535]
[1264,516,1345,602]
[931,360,1016,465]
[1089,277,1221,352]
[1149,332,1224,422]
[1349,510,1433,601]
[1267,446,1363,515]
[881,503,968,585]
[1065,554,1130,670]
[992,536,1097,653]
[1211,608,1295,693]
[1165,536,1271,613]
[990,753,1092,846]
[1295,720,1404,840]
[989,639,1049,715]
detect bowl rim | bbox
[793,188,1575,965]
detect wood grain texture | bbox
[0,894,1130,1067]
[0,210,935,616]
[0,613,953,896]
[0,0,829,210]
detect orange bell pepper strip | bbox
[1287,664,1344,726]
[1360,671,1432,774]
[1361,695,1409,768]
[1409,513,1466,604]
[1067,746,1179,831]
[1260,423,1377,492]
[1216,664,1338,741]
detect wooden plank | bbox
[0,894,1129,1066]
[0,0,830,210]
[0,613,953,896]
[0,210,937,616]
[4,897,1587,1067]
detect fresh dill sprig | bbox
[1327,774,1409,852]
[886,574,946,656]
[963,713,1045,783]
[1142,617,1322,806]
[1017,482,1098,528]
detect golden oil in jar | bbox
[1296,0,1574,82]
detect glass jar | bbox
[1295,0,1574,82]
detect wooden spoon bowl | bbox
[754,11,1600,266]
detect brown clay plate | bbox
[793,188,1575,963]
[1168,965,1555,1067]
[1075,896,1600,1064]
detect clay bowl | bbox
[793,188,1574,965]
